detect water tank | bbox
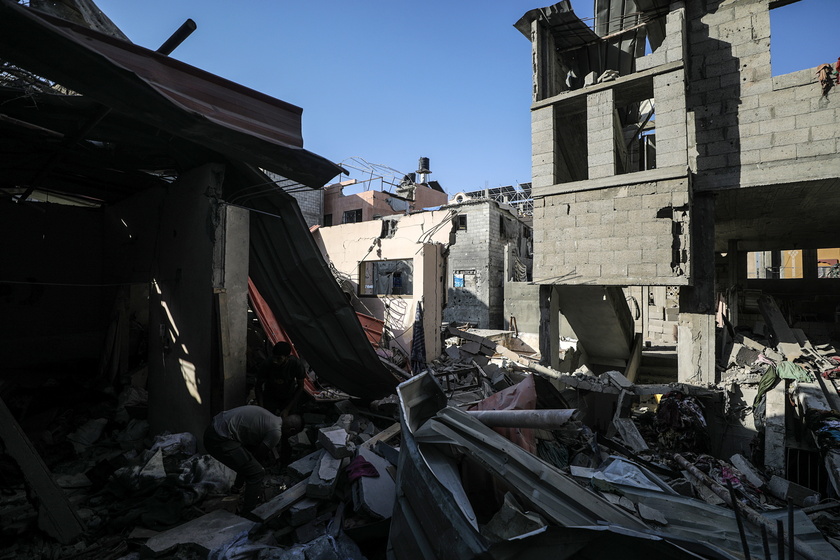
[417,157,431,174]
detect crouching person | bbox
[203,405,291,515]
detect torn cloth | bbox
[345,455,379,482]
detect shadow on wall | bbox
[444,287,490,328]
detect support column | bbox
[587,89,616,179]
[726,239,743,327]
[678,191,716,384]
[539,285,558,369]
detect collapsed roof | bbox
[0,0,344,205]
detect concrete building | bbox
[518,0,840,384]
[314,198,533,364]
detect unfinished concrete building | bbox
[518,0,840,384]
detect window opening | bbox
[323,214,332,226]
[770,0,836,77]
[359,259,413,296]
[457,215,467,231]
[818,248,840,278]
[342,209,362,224]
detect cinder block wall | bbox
[533,179,690,285]
[687,0,840,191]
[444,203,494,327]
[290,189,323,228]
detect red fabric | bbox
[345,455,380,482]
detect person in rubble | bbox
[203,405,303,514]
[255,341,307,419]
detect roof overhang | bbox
[0,0,344,190]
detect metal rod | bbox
[673,454,822,560]
[727,480,751,560]
[156,19,197,56]
[761,525,771,560]
[466,409,579,429]
[776,519,785,560]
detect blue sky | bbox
[94,0,835,195]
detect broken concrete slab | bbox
[143,510,255,556]
[288,449,324,478]
[730,454,765,489]
[767,475,820,507]
[318,426,354,459]
[307,452,345,500]
[289,497,320,527]
[351,447,395,521]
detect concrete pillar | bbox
[726,239,742,327]
[764,380,787,476]
[217,204,250,411]
[538,285,556,368]
[678,192,716,384]
[148,163,237,439]
[802,249,818,281]
[587,89,616,179]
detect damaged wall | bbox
[533,178,691,285]
[444,201,532,329]
[687,1,840,193]
[315,215,447,364]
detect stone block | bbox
[306,452,345,500]
[796,138,836,158]
[288,449,324,478]
[767,475,819,507]
[289,497,320,527]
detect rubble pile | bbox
[0,369,400,560]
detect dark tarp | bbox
[0,0,343,190]
[229,163,397,401]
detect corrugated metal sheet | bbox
[0,0,343,189]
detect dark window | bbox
[457,215,467,231]
[342,209,363,224]
[323,214,333,226]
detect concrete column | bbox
[678,191,716,384]
[653,69,687,169]
[587,89,616,179]
[726,239,741,327]
[538,284,554,368]
[802,249,818,281]
[218,204,250,411]
[148,163,228,438]
[532,105,556,190]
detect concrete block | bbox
[758,115,796,135]
[289,497,320,527]
[306,452,345,500]
[318,426,355,459]
[797,138,836,158]
[767,475,819,507]
[288,449,324,478]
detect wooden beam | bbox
[0,396,84,543]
